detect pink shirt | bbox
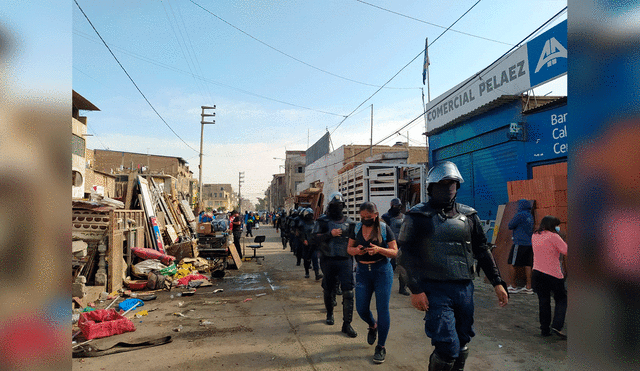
[532,231,568,279]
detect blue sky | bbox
[71,0,567,203]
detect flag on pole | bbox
[422,37,430,85]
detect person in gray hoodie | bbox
[507,199,535,294]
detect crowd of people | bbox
[197,160,568,369]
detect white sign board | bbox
[426,20,567,133]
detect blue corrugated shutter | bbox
[472,142,520,220]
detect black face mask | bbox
[389,206,401,216]
[327,204,343,220]
[361,218,375,227]
[429,182,457,210]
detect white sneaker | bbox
[523,288,534,295]
[507,286,523,294]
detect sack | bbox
[147,271,170,290]
[131,247,176,266]
[78,309,136,340]
[159,263,177,276]
[132,259,167,278]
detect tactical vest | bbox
[414,205,476,281]
[317,217,352,258]
[388,215,403,238]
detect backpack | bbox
[354,221,388,245]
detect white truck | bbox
[335,163,427,222]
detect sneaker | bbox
[522,288,534,295]
[507,286,523,294]
[367,326,377,345]
[373,345,386,364]
[552,328,567,339]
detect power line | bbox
[355,0,513,46]
[74,0,200,154]
[331,0,484,137]
[188,0,422,91]
[73,29,347,118]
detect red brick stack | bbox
[507,162,568,232]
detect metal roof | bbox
[72,90,100,111]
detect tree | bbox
[255,197,267,211]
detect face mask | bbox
[362,218,375,227]
[555,226,561,232]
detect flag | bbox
[422,37,430,85]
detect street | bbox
[73,224,567,371]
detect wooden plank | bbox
[166,224,179,244]
[228,237,242,269]
[138,194,154,250]
[124,173,136,210]
[492,204,506,245]
[491,199,535,287]
[138,176,165,253]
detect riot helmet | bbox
[302,207,314,220]
[326,191,345,220]
[427,161,464,187]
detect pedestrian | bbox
[313,192,358,338]
[199,210,212,223]
[293,207,305,266]
[531,215,568,339]
[507,199,535,294]
[381,198,410,296]
[246,212,255,237]
[397,161,508,370]
[348,202,398,364]
[229,210,243,260]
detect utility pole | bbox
[238,171,245,213]
[199,105,216,210]
[370,104,373,157]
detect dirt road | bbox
[73,224,567,370]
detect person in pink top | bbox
[531,215,568,339]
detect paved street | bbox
[73,224,567,371]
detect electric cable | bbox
[188,0,421,90]
[74,0,200,154]
[330,0,484,137]
[73,29,347,118]
[355,0,513,46]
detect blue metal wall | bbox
[429,99,566,221]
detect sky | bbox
[70,0,567,204]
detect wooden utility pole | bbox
[199,105,216,209]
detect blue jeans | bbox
[355,259,393,347]
[421,280,475,360]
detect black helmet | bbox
[390,198,401,207]
[302,207,313,219]
[327,192,345,205]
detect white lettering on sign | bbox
[478,60,526,97]
[551,113,568,154]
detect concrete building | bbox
[91,149,197,201]
[72,90,101,199]
[266,173,286,211]
[283,150,306,200]
[201,183,237,212]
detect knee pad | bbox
[342,289,354,300]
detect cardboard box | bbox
[198,223,212,235]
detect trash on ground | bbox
[243,298,253,303]
[256,293,266,297]
[118,298,144,312]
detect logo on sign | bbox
[534,37,567,73]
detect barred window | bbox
[72,134,85,157]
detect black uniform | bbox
[382,208,409,294]
[301,218,322,279]
[314,212,358,337]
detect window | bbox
[296,166,304,173]
[72,134,85,157]
[72,170,83,187]
[214,192,218,197]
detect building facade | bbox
[201,183,237,212]
[72,91,100,199]
[92,149,196,200]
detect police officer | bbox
[313,192,358,338]
[300,208,323,280]
[381,198,410,296]
[397,161,509,371]
[276,211,288,250]
[293,207,306,266]
[287,209,299,255]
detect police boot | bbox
[323,290,334,325]
[315,269,323,281]
[398,275,410,296]
[451,347,469,371]
[428,351,454,371]
[341,290,358,338]
[304,266,310,278]
[331,290,337,307]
